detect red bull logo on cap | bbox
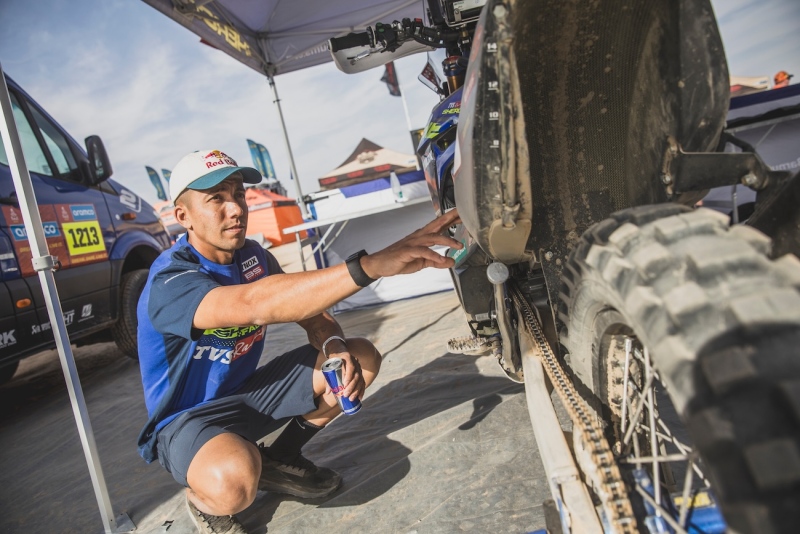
[203,150,237,169]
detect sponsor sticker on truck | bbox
[1,203,108,276]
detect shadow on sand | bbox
[0,293,525,533]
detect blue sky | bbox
[1,0,798,207]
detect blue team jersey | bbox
[136,235,282,462]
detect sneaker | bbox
[258,446,342,498]
[186,496,247,534]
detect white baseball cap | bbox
[169,149,262,200]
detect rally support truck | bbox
[0,75,171,384]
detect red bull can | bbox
[321,358,362,415]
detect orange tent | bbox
[245,187,306,246]
[153,200,182,237]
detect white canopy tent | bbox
[140,0,429,217]
[140,0,426,76]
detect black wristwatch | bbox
[345,249,377,287]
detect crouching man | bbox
[136,149,461,533]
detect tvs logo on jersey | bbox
[194,325,265,364]
[231,327,266,361]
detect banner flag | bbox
[247,139,266,176]
[418,60,440,94]
[161,168,172,182]
[381,61,401,97]
[145,166,167,201]
[247,139,275,179]
[258,143,276,179]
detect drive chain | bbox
[511,285,638,533]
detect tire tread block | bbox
[728,291,800,326]
[744,439,800,491]
[700,346,757,396]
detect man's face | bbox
[174,174,248,263]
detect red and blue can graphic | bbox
[321,357,362,415]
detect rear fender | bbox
[454,0,533,264]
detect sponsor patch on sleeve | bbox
[241,255,264,281]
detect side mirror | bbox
[85,135,112,184]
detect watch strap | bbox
[346,249,377,287]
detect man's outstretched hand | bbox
[360,209,462,279]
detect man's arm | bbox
[297,312,365,399]
[193,209,461,330]
[297,311,345,354]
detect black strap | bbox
[346,249,377,287]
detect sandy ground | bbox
[0,250,549,533]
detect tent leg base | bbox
[110,512,136,533]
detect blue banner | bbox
[145,166,167,201]
[161,168,172,183]
[247,139,275,179]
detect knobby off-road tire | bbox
[111,269,148,360]
[559,204,800,533]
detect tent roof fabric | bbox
[141,0,425,76]
[338,138,384,167]
[318,138,418,190]
[322,138,416,178]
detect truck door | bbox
[0,231,33,367]
[0,87,114,352]
[0,122,44,364]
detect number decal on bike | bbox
[62,221,106,256]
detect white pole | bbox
[267,74,310,219]
[398,82,420,170]
[400,84,413,133]
[0,64,133,534]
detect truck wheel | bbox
[111,269,148,360]
[560,204,800,533]
[0,360,19,385]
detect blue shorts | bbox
[155,344,319,487]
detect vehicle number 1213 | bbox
[62,221,106,255]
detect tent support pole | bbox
[267,73,310,219]
[0,64,134,534]
[399,87,420,170]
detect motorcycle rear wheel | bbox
[559,204,800,533]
